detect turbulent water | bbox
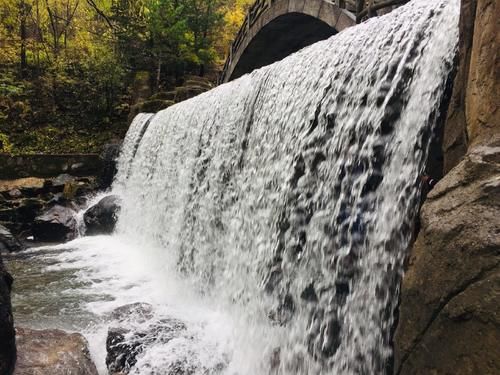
[10,1,459,374]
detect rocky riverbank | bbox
[0,176,97,241]
[0,148,119,373]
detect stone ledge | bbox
[0,154,103,180]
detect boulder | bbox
[106,303,186,374]
[0,224,23,252]
[0,254,15,375]
[15,327,98,375]
[32,205,77,241]
[84,195,121,235]
[394,144,500,374]
[110,302,154,323]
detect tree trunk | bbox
[19,0,28,77]
[156,53,162,91]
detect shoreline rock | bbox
[105,303,186,374]
[15,327,98,375]
[32,204,77,242]
[0,175,98,239]
[84,195,121,235]
[0,225,23,252]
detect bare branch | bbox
[86,0,114,29]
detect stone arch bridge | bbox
[219,0,407,83]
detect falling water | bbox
[11,1,459,374]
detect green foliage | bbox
[0,0,251,153]
[0,132,12,153]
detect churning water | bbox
[11,0,459,374]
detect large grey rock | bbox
[84,195,121,235]
[394,144,500,374]
[15,327,98,375]
[0,224,23,252]
[110,302,154,322]
[32,205,77,241]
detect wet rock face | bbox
[443,0,498,172]
[106,303,187,374]
[106,303,155,373]
[106,323,193,375]
[106,302,226,374]
[394,144,500,374]
[110,302,154,322]
[15,327,98,375]
[0,224,23,252]
[32,204,77,241]
[106,328,145,374]
[0,254,15,375]
[84,195,121,235]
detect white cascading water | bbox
[14,1,459,374]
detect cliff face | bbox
[442,0,498,172]
[0,254,15,374]
[395,0,500,373]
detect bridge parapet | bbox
[219,0,408,83]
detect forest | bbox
[0,0,252,154]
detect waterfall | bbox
[22,1,459,374]
[112,0,459,373]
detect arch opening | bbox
[228,13,337,81]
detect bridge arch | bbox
[219,0,357,83]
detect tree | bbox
[148,0,191,88]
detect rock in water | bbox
[110,302,154,323]
[0,254,15,375]
[84,195,121,235]
[0,224,23,252]
[106,327,144,374]
[106,303,186,374]
[15,327,98,375]
[32,205,77,241]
